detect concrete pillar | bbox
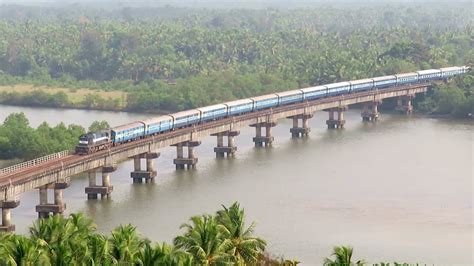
[131,153,159,183]
[362,101,380,122]
[134,156,141,171]
[86,166,115,199]
[228,135,236,147]
[212,131,239,158]
[215,133,225,158]
[256,126,262,138]
[36,182,68,218]
[395,95,414,115]
[54,188,63,206]
[328,110,335,120]
[303,117,309,129]
[0,201,20,232]
[289,114,313,137]
[174,142,200,170]
[38,186,48,218]
[39,186,48,205]
[176,144,184,159]
[88,171,96,187]
[2,208,11,227]
[326,107,346,129]
[251,122,276,147]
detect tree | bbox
[0,234,50,265]
[174,215,235,265]
[216,202,266,265]
[88,120,110,133]
[324,246,365,266]
[109,224,145,264]
[138,240,193,266]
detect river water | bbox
[1,105,472,264]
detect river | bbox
[1,104,472,264]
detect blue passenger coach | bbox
[396,73,418,85]
[417,69,441,81]
[276,90,304,105]
[301,86,327,100]
[141,116,174,135]
[171,110,201,128]
[252,94,279,110]
[372,75,396,88]
[111,122,145,143]
[224,99,254,116]
[326,82,351,96]
[198,104,228,122]
[349,79,374,92]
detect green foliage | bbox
[216,202,267,264]
[0,203,268,266]
[0,113,113,160]
[88,120,110,133]
[324,246,365,266]
[0,4,471,114]
[0,207,425,265]
[0,90,70,108]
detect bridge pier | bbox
[361,101,381,122]
[130,153,159,183]
[212,131,240,158]
[85,165,116,199]
[251,122,276,147]
[173,141,201,169]
[396,95,414,115]
[326,106,347,129]
[36,182,69,218]
[0,200,20,232]
[288,114,313,137]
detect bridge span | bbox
[0,83,428,231]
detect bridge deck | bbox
[0,83,429,201]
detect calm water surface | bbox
[1,104,472,264]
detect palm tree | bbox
[29,213,94,265]
[138,240,192,266]
[0,233,50,265]
[216,202,266,265]
[324,246,365,266]
[87,234,116,265]
[173,215,234,265]
[109,224,145,264]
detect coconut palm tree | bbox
[0,233,50,265]
[109,224,145,264]
[216,202,266,265]
[87,234,116,265]
[138,240,192,266]
[173,215,234,265]
[29,213,94,265]
[324,246,365,266]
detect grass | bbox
[0,84,127,105]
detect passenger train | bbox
[75,66,470,154]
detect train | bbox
[75,66,470,154]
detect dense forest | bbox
[0,3,472,115]
[0,202,415,265]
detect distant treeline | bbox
[0,4,472,115]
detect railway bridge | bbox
[0,83,429,231]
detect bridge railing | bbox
[0,150,71,176]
